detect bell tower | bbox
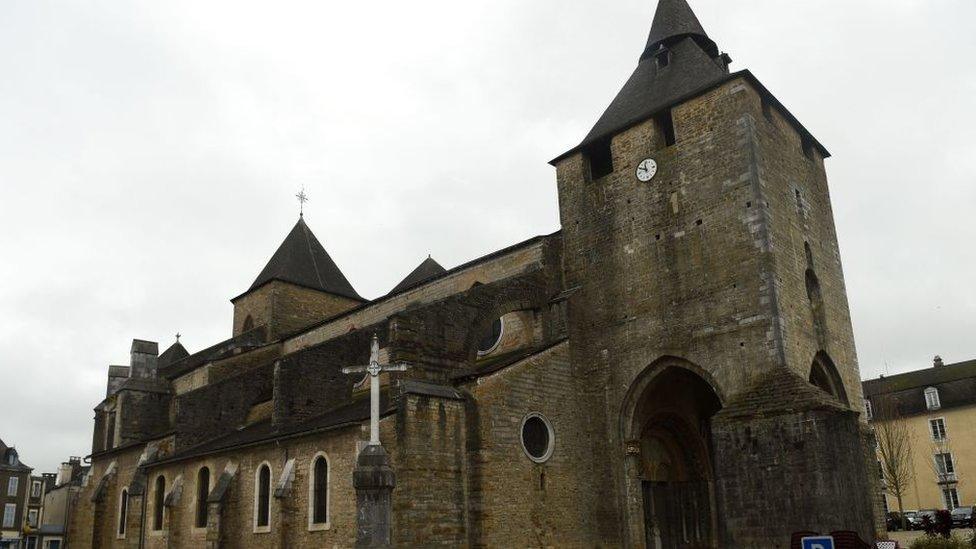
[231,217,365,341]
[553,0,880,545]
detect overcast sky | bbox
[1,0,974,472]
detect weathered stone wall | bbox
[231,281,361,341]
[392,392,467,546]
[139,424,370,549]
[66,445,145,549]
[273,328,375,428]
[117,390,171,445]
[172,363,275,449]
[284,238,551,354]
[749,84,863,407]
[460,341,602,548]
[713,409,876,547]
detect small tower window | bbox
[242,315,254,332]
[654,109,676,147]
[802,139,817,161]
[654,47,671,69]
[584,139,614,181]
[864,399,873,421]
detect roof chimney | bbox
[934,355,945,368]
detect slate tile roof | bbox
[239,217,364,302]
[862,358,976,419]
[157,341,189,369]
[389,256,447,295]
[551,0,829,164]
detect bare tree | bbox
[873,399,916,528]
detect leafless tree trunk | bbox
[874,400,916,529]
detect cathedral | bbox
[68,0,882,547]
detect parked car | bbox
[902,510,922,530]
[951,505,973,528]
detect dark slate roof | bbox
[580,35,728,148]
[239,217,363,302]
[551,0,830,164]
[862,359,976,419]
[159,326,269,380]
[644,0,715,58]
[158,341,189,369]
[715,369,850,420]
[279,231,561,341]
[389,256,447,295]
[117,376,173,395]
[863,359,976,396]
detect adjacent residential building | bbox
[1,440,33,549]
[864,356,976,511]
[36,458,88,549]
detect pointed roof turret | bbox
[389,256,447,295]
[642,0,716,59]
[243,217,364,301]
[158,340,189,369]
[552,0,732,162]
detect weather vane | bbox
[296,187,309,217]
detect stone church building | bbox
[68,1,882,547]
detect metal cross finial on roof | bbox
[175,332,181,342]
[341,334,409,446]
[295,187,309,217]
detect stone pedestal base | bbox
[353,444,396,548]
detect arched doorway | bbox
[622,362,723,549]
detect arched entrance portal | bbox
[622,363,722,549]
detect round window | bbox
[477,318,504,355]
[520,413,554,463]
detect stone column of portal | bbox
[353,444,396,548]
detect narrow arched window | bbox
[117,488,128,537]
[195,467,210,528]
[242,315,254,332]
[309,454,329,527]
[153,475,165,531]
[254,464,271,531]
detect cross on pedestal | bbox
[342,334,408,446]
[342,334,407,548]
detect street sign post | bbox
[801,536,836,549]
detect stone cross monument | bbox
[342,334,408,548]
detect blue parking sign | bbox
[801,536,835,549]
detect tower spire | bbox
[552,0,730,162]
[642,0,716,59]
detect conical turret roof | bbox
[158,341,189,369]
[555,0,730,159]
[643,0,715,58]
[389,256,447,295]
[245,217,363,301]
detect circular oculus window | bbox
[520,413,554,463]
[477,317,504,356]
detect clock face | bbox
[636,158,658,182]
